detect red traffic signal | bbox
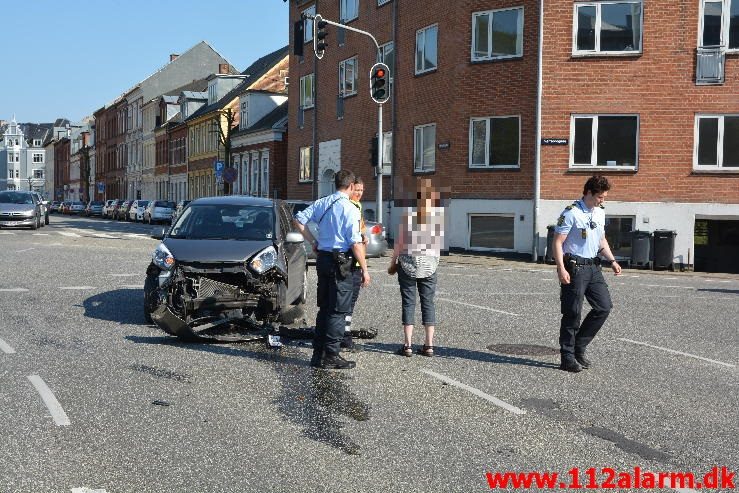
[369,62,390,104]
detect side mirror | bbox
[151,227,166,241]
[285,231,305,244]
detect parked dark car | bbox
[0,191,43,229]
[144,196,308,340]
[85,200,105,216]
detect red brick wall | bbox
[541,0,739,203]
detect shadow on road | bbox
[82,288,146,325]
[361,341,560,369]
[697,288,739,295]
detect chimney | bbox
[170,54,179,62]
[219,63,230,74]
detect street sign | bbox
[97,182,105,194]
[214,160,224,178]
[223,167,238,184]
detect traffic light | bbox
[370,62,390,104]
[293,19,304,57]
[314,14,328,59]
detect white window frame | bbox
[300,73,315,109]
[415,24,439,74]
[699,0,739,51]
[378,0,392,5]
[240,99,249,129]
[339,57,358,97]
[693,114,739,170]
[569,114,640,170]
[32,152,44,164]
[382,130,393,172]
[471,7,525,61]
[341,0,359,23]
[251,153,260,195]
[378,41,395,86]
[572,1,644,55]
[33,139,42,147]
[468,115,521,169]
[413,123,436,172]
[299,146,313,182]
[32,169,44,179]
[303,4,316,43]
[261,151,270,197]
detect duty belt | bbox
[565,254,600,265]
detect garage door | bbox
[694,219,739,274]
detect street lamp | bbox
[26,175,34,191]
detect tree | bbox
[212,107,238,195]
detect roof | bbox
[232,103,287,137]
[186,45,289,122]
[161,95,179,104]
[162,77,210,98]
[181,91,207,100]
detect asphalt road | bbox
[0,215,737,493]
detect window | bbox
[240,100,249,129]
[382,131,393,169]
[32,152,44,163]
[378,41,395,86]
[573,2,643,54]
[700,0,739,49]
[469,214,515,250]
[15,170,19,178]
[472,7,524,61]
[469,116,520,168]
[416,25,438,74]
[7,170,12,178]
[570,115,639,168]
[695,115,739,169]
[300,73,315,108]
[341,0,359,22]
[414,123,436,172]
[299,146,313,182]
[33,139,42,147]
[33,169,44,179]
[339,57,358,97]
[378,0,392,5]
[303,4,316,43]
[604,216,635,259]
[251,154,260,195]
[261,153,270,197]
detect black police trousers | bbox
[314,252,354,358]
[559,263,613,356]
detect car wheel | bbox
[45,213,49,225]
[143,271,159,324]
[30,216,38,230]
[297,267,308,305]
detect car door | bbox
[278,202,305,303]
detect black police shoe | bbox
[321,353,356,370]
[560,355,583,373]
[575,352,592,369]
[310,349,323,368]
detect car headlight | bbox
[21,210,35,217]
[249,246,277,274]
[152,242,175,270]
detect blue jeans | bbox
[397,265,437,326]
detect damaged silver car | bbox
[144,196,308,342]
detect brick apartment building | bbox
[288,0,739,273]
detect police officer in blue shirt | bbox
[293,169,371,369]
[553,175,621,372]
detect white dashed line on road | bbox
[93,233,120,239]
[15,247,35,253]
[120,284,142,289]
[32,233,50,236]
[0,288,29,292]
[436,298,519,316]
[0,231,15,235]
[58,286,96,290]
[0,337,16,354]
[58,231,81,237]
[421,370,526,415]
[28,375,71,426]
[617,338,735,368]
[639,284,696,290]
[110,273,139,277]
[72,488,108,493]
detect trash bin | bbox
[652,230,677,271]
[544,225,556,264]
[630,230,652,269]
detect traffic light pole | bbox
[307,13,385,224]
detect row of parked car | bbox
[0,190,50,229]
[50,199,186,224]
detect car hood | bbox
[164,238,273,263]
[0,204,35,213]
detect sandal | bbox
[396,345,413,357]
[418,345,434,357]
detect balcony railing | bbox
[696,46,725,85]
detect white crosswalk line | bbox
[58,231,81,237]
[93,233,120,239]
[0,231,15,235]
[32,233,50,236]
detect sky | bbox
[0,0,289,124]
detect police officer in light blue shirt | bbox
[293,169,370,370]
[553,175,621,373]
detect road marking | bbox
[93,233,120,239]
[15,247,35,253]
[617,338,735,368]
[72,488,107,492]
[421,370,526,415]
[436,297,519,316]
[718,279,733,283]
[110,273,139,277]
[58,286,96,290]
[640,284,695,290]
[28,375,71,426]
[32,233,50,236]
[0,338,16,354]
[0,231,15,235]
[0,288,29,292]
[58,231,81,237]
[121,284,143,289]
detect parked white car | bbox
[143,200,175,224]
[128,200,149,222]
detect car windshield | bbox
[169,204,274,240]
[138,201,149,207]
[0,192,34,205]
[155,201,175,208]
[90,201,104,206]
